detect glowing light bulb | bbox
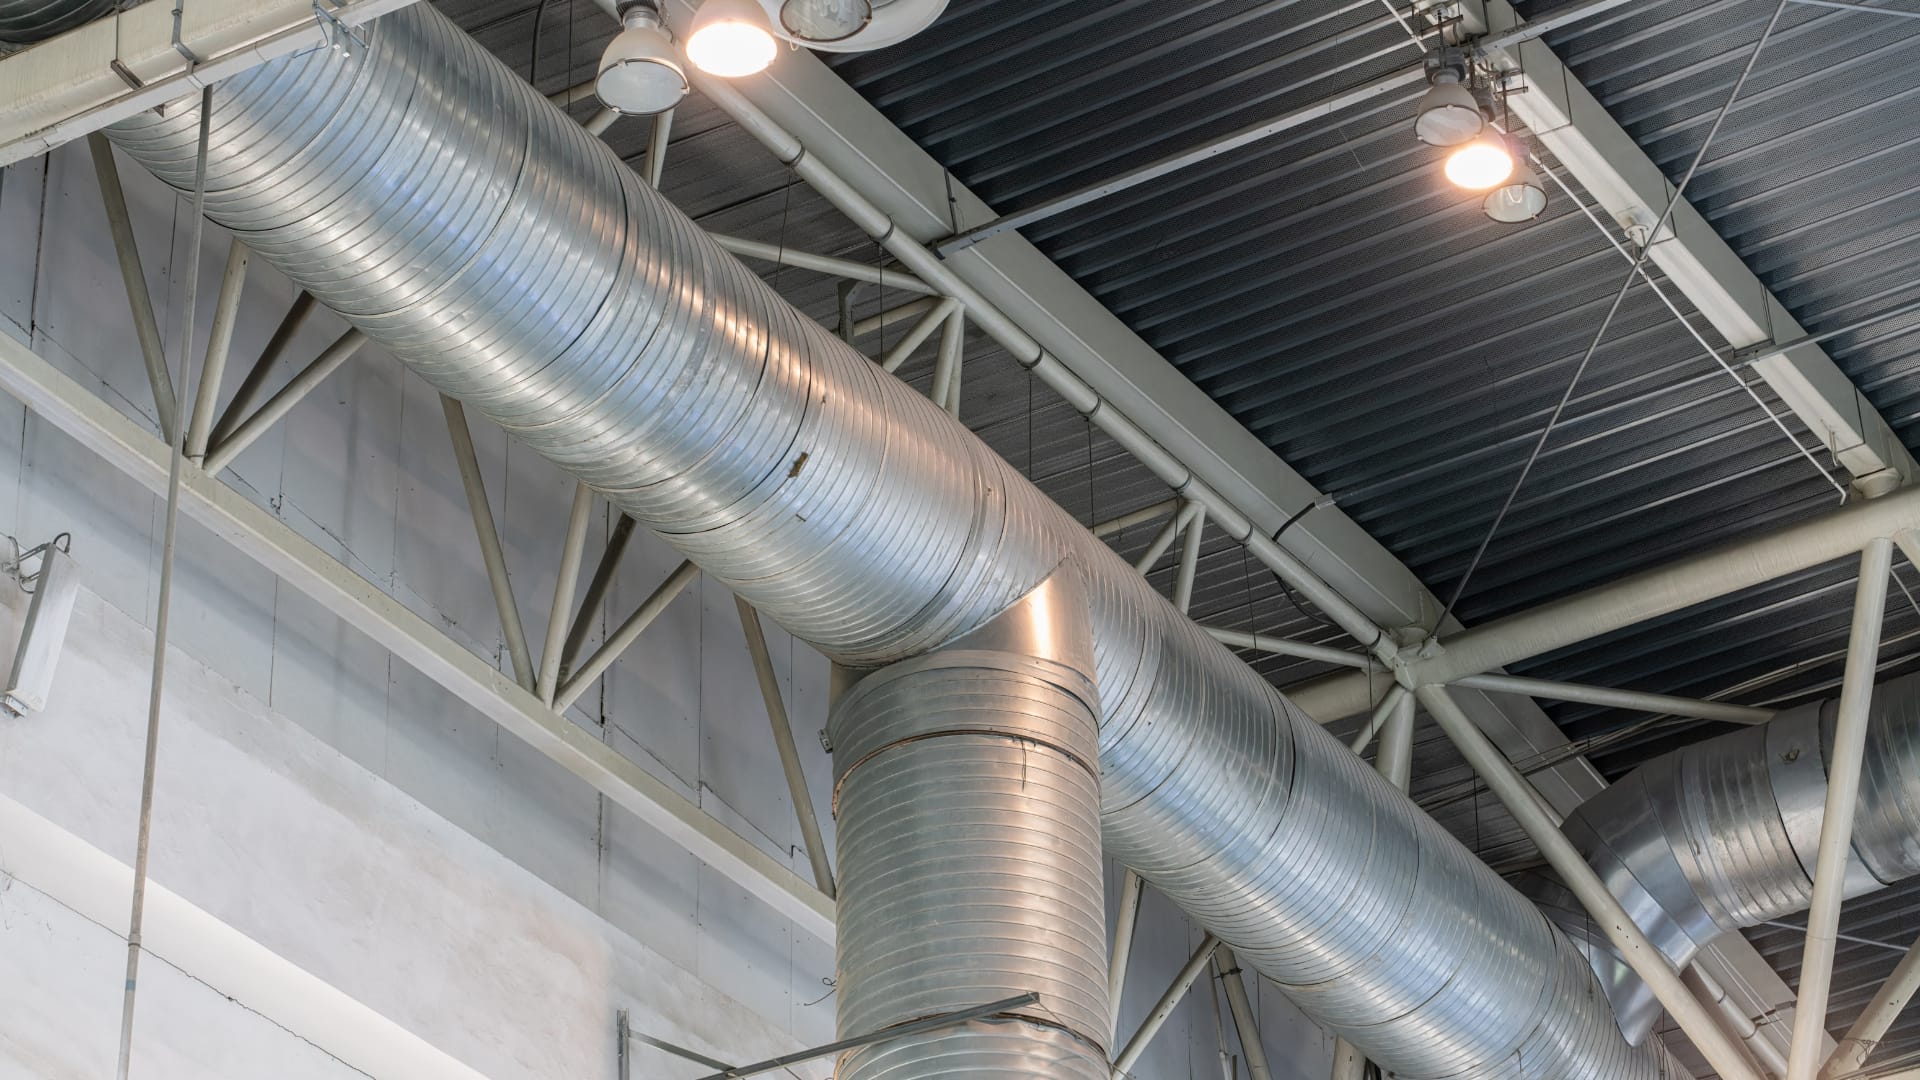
[1444,133,1515,191]
[687,0,777,77]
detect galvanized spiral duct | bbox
[1531,671,1920,1043]
[104,8,1657,1076]
[0,0,113,44]
[829,566,1109,1079]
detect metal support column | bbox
[1213,944,1274,1080]
[878,296,957,374]
[88,133,178,439]
[1108,869,1146,1043]
[208,291,317,448]
[1416,683,1765,1080]
[1821,929,1920,1079]
[735,597,835,898]
[1111,935,1221,1078]
[559,514,637,680]
[186,241,250,462]
[1133,500,1201,576]
[931,306,964,416]
[537,483,595,705]
[1787,537,1895,1080]
[555,560,699,712]
[643,108,672,189]
[441,394,535,691]
[1172,504,1206,613]
[201,328,366,474]
[1349,684,1408,756]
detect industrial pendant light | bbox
[596,1,687,116]
[687,0,779,77]
[1444,132,1516,190]
[1483,159,1548,222]
[779,0,872,42]
[1413,66,1484,147]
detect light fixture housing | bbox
[1483,160,1548,223]
[1414,69,1485,147]
[687,0,779,77]
[1444,132,1516,191]
[779,0,871,42]
[596,2,688,116]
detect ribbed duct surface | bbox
[830,566,1108,1079]
[1536,672,1920,1042]
[0,0,111,43]
[105,10,1655,1076]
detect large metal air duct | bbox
[1533,671,1920,1044]
[102,8,1658,1076]
[0,0,112,44]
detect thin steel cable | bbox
[1435,0,1796,630]
[115,83,212,1080]
[1524,145,1846,501]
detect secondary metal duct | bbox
[830,565,1109,1078]
[104,8,1656,1076]
[1532,672,1920,1044]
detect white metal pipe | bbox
[712,234,935,295]
[1349,684,1408,756]
[735,597,835,898]
[1213,944,1273,1080]
[1133,500,1200,576]
[1821,929,1920,1079]
[1376,686,1416,792]
[1329,1039,1366,1080]
[1111,934,1221,1078]
[441,394,536,692]
[1093,498,1180,539]
[1173,504,1206,613]
[1107,868,1145,1043]
[877,296,956,374]
[88,133,177,440]
[1295,487,1920,720]
[1787,537,1895,1080]
[187,240,251,462]
[1896,528,1920,578]
[202,327,365,474]
[117,86,212,1080]
[1201,626,1369,668]
[555,560,699,712]
[582,107,618,137]
[209,291,317,448]
[852,296,939,340]
[1451,672,1775,726]
[1415,683,1766,1080]
[546,80,596,107]
[538,482,594,705]
[643,108,672,189]
[559,514,635,679]
[1689,963,1791,1078]
[931,302,965,414]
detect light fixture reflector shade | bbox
[781,0,871,41]
[1484,163,1548,223]
[596,10,687,115]
[688,0,779,76]
[1414,79,1484,147]
[1444,133,1515,190]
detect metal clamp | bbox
[170,0,203,64]
[312,0,368,59]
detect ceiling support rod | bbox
[1106,869,1146,1045]
[202,328,366,474]
[1213,944,1273,1080]
[1786,538,1894,1080]
[1416,683,1765,1080]
[208,291,317,448]
[555,559,699,712]
[1202,626,1370,669]
[87,133,178,441]
[1111,935,1222,1079]
[879,296,957,374]
[1688,963,1791,1078]
[1449,673,1775,726]
[1820,928,1920,1079]
[712,233,935,294]
[643,108,673,189]
[186,241,251,463]
[1133,500,1201,577]
[558,514,637,683]
[537,483,595,706]
[930,306,965,416]
[1349,683,1408,756]
[1173,504,1207,613]
[1093,498,1181,539]
[734,598,835,898]
[441,394,536,692]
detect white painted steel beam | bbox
[1465,0,1918,498]
[0,0,423,166]
[0,331,836,944]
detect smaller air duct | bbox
[829,564,1110,1079]
[1529,672,1920,1042]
